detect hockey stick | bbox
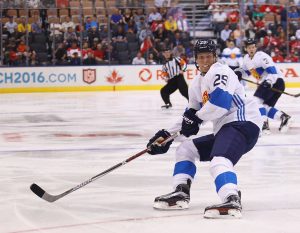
[30,132,180,203]
[241,78,300,98]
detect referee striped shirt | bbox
[162,57,187,79]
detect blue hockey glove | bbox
[261,80,272,89]
[147,129,173,155]
[234,68,244,81]
[180,108,203,137]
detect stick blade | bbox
[294,93,300,98]
[30,183,46,198]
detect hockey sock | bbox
[173,140,197,189]
[266,106,281,121]
[210,156,238,202]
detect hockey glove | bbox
[180,108,203,137]
[234,68,244,81]
[261,80,272,89]
[147,129,173,155]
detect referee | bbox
[160,48,189,108]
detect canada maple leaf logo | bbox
[106,70,123,84]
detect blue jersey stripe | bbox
[245,70,251,76]
[232,96,241,121]
[233,95,245,121]
[209,87,232,110]
[265,66,277,74]
[236,95,246,121]
[173,161,197,178]
[256,67,264,75]
[215,171,237,192]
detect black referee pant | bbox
[160,74,189,105]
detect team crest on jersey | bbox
[83,69,96,84]
[250,68,260,80]
[202,90,209,105]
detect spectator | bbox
[112,25,127,43]
[139,25,153,43]
[49,18,63,42]
[110,8,123,29]
[220,24,232,48]
[122,8,134,25]
[172,43,185,57]
[227,4,239,30]
[136,16,147,36]
[70,52,81,65]
[134,8,146,24]
[64,27,77,44]
[67,42,81,59]
[5,16,18,36]
[212,5,227,35]
[164,15,177,33]
[93,43,105,64]
[271,48,284,63]
[61,16,75,33]
[31,15,43,34]
[147,53,157,64]
[55,43,67,65]
[83,50,97,65]
[132,51,146,64]
[88,26,100,47]
[176,16,189,32]
[148,8,162,25]
[284,50,299,62]
[85,16,98,31]
[17,17,32,36]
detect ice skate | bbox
[279,112,291,133]
[204,194,242,219]
[261,120,271,135]
[153,182,190,210]
[161,103,172,109]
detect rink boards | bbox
[0,63,300,93]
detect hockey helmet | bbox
[194,39,217,57]
[244,38,257,46]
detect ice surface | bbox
[0,89,300,233]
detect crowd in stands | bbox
[0,0,300,66]
[210,0,300,63]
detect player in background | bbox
[235,38,291,134]
[221,39,243,70]
[146,39,262,218]
[160,48,189,109]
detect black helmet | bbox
[245,38,257,46]
[194,39,217,57]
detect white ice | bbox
[1,88,300,233]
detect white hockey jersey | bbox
[242,51,284,84]
[221,47,243,67]
[169,62,263,135]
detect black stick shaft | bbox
[241,78,300,97]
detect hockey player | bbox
[146,39,262,218]
[221,39,243,70]
[160,48,189,109]
[235,38,291,133]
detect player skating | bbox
[147,39,263,218]
[160,48,189,109]
[235,39,291,134]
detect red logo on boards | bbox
[139,68,152,82]
[106,70,123,84]
[83,69,96,84]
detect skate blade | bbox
[153,201,189,210]
[204,209,242,219]
[279,118,293,133]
